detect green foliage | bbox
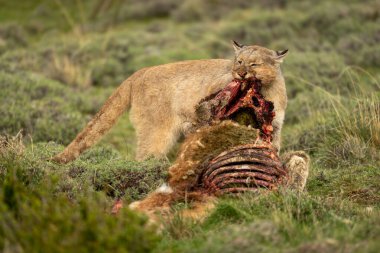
[204,202,247,225]
[156,192,380,253]
[0,139,168,201]
[0,23,28,53]
[0,71,89,145]
[0,160,160,252]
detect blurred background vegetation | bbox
[0,0,379,252]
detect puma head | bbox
[231,40,288,85]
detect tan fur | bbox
[53,43,288,163]
[232,44,288,152]
[129,121,258,223]
[167,121,259,192]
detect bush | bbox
[0,136,168,251]
[0,160,160,252]
[117,0,180,20]
[0,23,28,54]
[35,37,133,88]
[0,71,90,145]
[0,138,169,201]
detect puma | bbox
[52,41,288,163]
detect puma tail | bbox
[52,79,132,164]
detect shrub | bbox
[116,0,180,20]
[0,23,28,54]
[0,135,163,252]
[0,71,89,145]
[0,162,160,252]
[0,138,169,201]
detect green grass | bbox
[0,0,379,252]
[156,192,380,252]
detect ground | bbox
[0,0,379,252]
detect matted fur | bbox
[129,121,309,224]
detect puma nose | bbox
[238,71,247,78]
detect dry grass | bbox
[49,53,92,87]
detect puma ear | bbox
[232,40,244,53]
[274,49,289,63]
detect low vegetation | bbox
[0,0,379,252]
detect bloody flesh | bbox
[195,78,287,195]
[197,78,275,142]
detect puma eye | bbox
[250,63,260,66]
